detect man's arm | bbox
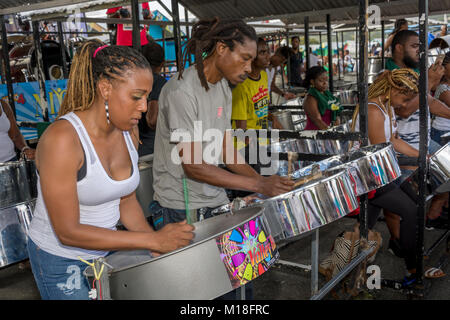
[429,96,450,119]
[178,141,293,197]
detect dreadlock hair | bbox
[179,17,257,91]
[351,68,419,138]
[59,39,151,117]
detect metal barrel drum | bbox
[270,139,304,176]
[0,161,33,208]
[212,168,358,242]
[0,160,37,267]
[333,142,402,196]
[281,97,303,107]
[135,158,154,219]
[429,142,450,194]
[367,57,383,84]
[0,200,35,267]
[335,90,358,105]
[84,207,278,300]
[271,110,295,130]
[247,169,358,241]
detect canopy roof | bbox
[1,0,448,27]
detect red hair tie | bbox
[93,45,109,58]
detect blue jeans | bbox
[148,200,217,231]
[27,238,93,300]
[430,127,447,147]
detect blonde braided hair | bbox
[351,68,419,139]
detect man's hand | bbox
[257,175,295,197]
[283,92,297,100]
[428,61,445,90]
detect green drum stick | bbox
[182,175,191,225]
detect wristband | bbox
[21,146,30,153]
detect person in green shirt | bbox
[384,29,450,253]
[302,66,342,130]
[385,30,448,121]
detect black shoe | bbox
[425,216,450,230]
[388,238,404,258]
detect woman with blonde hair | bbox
[27,40,194,300]
[354,68,425,285]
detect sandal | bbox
[424,267,446,279]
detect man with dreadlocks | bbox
[150,18,294,230]
[27,40,194,300]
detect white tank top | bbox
[28,112,140,260]
[355,101,397,144]
[0,102,16,162]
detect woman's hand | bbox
[151,221,195,254]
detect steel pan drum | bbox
[136,158,154,218]
[0,161,33,209]
[213,169,358,242]
[336,90,358,105]
[0,200,35,267]
[429,142,450,194]
[272,110,295,130]
[281,97,303,106]
[334,143,402,196]
[85,207,278,299]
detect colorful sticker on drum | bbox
[216,216,279,288]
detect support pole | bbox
[171,0,182,71]
[286,30,290,87]
[184,7,191,66]
[130,0,141,51]
[326,14,333,92]
[311,229,319,296]
[0,15,16,117]
[336,32,341,80]
[381,20,385,69]
[358,0,369,239]
[355,27,359,81]
[417,0,429,291]
[162,28,166,78]
[341,31,345,76]
[319,32,324,67]
[304,16,310,71]
[32,21,49,122]
[57,21,69,79]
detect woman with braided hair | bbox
[27,40,194,300]
[353,68,428,285]
[353,68,420,156]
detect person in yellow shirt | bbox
[232,38,284,177]
[232,38,284,132]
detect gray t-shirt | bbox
[152,66,232,210]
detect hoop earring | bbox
[105,101,110,124]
